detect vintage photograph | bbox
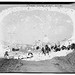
[0,3,75,73]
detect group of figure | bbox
[41,42,75,55]
[4,40,75,59]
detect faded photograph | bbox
[0,3,75,73]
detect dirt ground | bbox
[0,51,75,73]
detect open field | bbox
[0,50,75,72]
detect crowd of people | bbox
[4,40,75,59]
[41,42,75,55]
